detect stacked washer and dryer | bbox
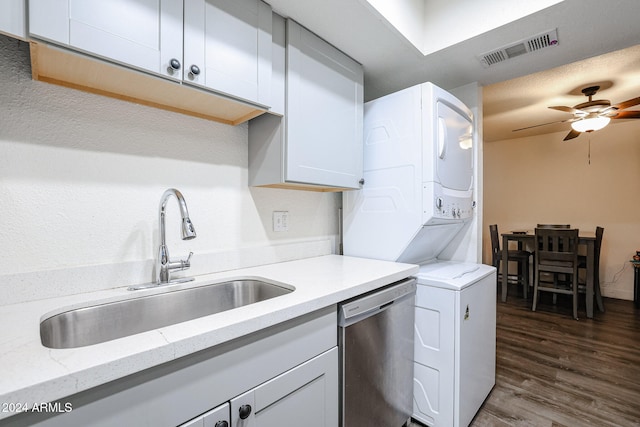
[343,82,496,427]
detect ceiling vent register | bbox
[478,28,558,68]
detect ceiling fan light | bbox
[571,116,611,132]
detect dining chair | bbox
[535,224,571,277]
[578,226,605,311]
[532,228,580,319]
[490,224,532,300]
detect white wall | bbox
[483,122,640,300]
[0,35,340,304]
[364,0,425,51]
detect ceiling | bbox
[267,0,640,142]
[482,44,640,142]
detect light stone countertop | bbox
[0,255,418,420]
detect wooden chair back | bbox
[594,226,604,262]
[489,224,500,267]
[535,228,579,273]
[533,228,580,319]
[536,224,570,250]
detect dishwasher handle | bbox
[338,277,417,327]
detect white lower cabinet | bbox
[181,402,229,427]
[6,307,338,427]
[181,348,337,427]
[229,348,338,427]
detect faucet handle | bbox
[164,252,194,275]
[182,252,193,269]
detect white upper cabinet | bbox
[29,0,184,81]
[0,0,27,40]
[28,0,272,107]
[285,20,363,188]
[248,19,363,191]
[184,0,271,106]
[268,12,286,116]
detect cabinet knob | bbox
[189,65,201,76]
[239,404,252,420]
[359,178,365,186]
[169,58,181,71]
[214,422,229,427]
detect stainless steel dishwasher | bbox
[338,277,417,427]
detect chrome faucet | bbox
[156,188,196,284]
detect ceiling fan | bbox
[513,85,640,141]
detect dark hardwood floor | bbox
[413,293,640,427]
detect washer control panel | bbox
[424,182,474,221]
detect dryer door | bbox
[435,100,473,192]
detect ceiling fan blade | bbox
[512,118,576,132]
[612,96,640,110]
[612,110,640,119]
[599,106,619,116]
[563,129,581,141]
[549,105,580,113]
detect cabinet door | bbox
[29,0,183,81]
[184,0,272,107]
[181,415,204,427]
[179,402,230,427]
[0,0,26,39]
[230,347,339,427]
[269,12,286,116]
[286,20,363,189]
[29,0,69,43]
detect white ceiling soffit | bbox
[363,0,563,56]
[266,0,640,102]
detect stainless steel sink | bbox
[40,279,293,349]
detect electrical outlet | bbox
[273,211,289,232]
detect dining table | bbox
[501,229,605,318]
